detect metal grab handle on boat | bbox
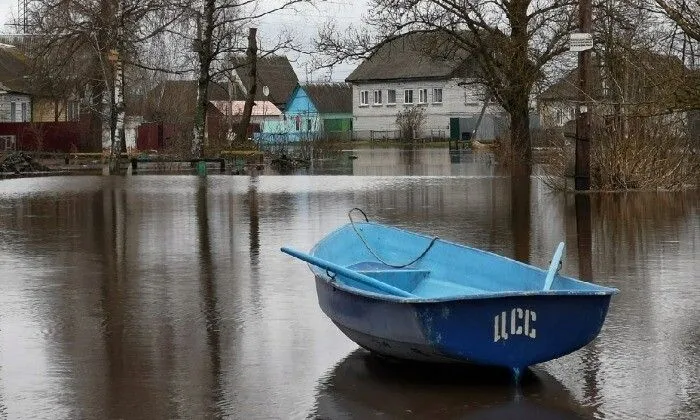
[280,247,417,298]
[543,242,565,291]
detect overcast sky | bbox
[0,0,367,81]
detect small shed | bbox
[260,83,353,143]
[208,100,282,142]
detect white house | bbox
[0,86,31,123]
[345,33,503,141]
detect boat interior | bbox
[311,223,613,299]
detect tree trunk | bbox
[109,2,126,174]
[108,65,119,174]
[511,173,531,264]
[236,28,258,147]
[508,96,532,174]
[507,0,533,175]
[192,0,216,158]
[192,67,208,158]
[114,56,126,167]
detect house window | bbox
[418,88,428,104]
[10,102,16,122]
[360,90,369,106]
[432,88,443,103]
[387,89,396,104]
[307,119,312,131]
[295,116,301,130]
[68,101,80,121]
[21,103,28,122]
[373,90,382,105]
[404,89,414,104]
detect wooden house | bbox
[258,83,353,143]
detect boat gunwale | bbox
[309,221,619,303]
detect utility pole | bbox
[575,0,593,190]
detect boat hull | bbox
[316,276,612,369]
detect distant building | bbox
[345,33,503,141]
[0,45,31,123]
[228,55,299,112]
[140,55,299,150]
[260,83,352,143]
[0,44,81,124]
[143,80,230,123]
[208,100,282,143]
[538,51,694,131]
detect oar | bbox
[280,247,417,298]
[543,242,565,291]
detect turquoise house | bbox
[258,83,353,143]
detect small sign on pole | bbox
[568,33,593,52]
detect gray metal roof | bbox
[346,33,474,83]
[303,83,352,114]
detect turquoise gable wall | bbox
[261,86,322,140]
[286,87,318,115]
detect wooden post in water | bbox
[575,0,593,190]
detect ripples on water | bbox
[0,148,697,419]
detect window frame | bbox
[432,88,443,104]
[360,90,369,106]
[373,90,382,105]
[387,89,397,105]
[404,89,414,104]
[418,88,428,104]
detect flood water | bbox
[0,148,698,419]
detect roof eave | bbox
[345,75,454,84]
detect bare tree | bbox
[28,0,181,173]
[653,0,700,42]
[395,107,426,140]
[541,0,699,190]
[186,0,313,158]
[318,0,577,173]
[647,1,700,110]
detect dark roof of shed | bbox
[143,80,230,120]
[346,32,476,83]
[539,68,605,101]
[0,45,30,93]
[150,80,230,103]
[303,83,352,113]
[230,55,299,105]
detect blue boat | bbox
[281,212,618,373]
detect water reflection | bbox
[311,349,593,419]
[573,194,602,416]
[0,150,697,419]
[195,179,224,418]
[511,175,531,263]
[575,194,593,281]
[349,148,495,177]
[246,177,260,266]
